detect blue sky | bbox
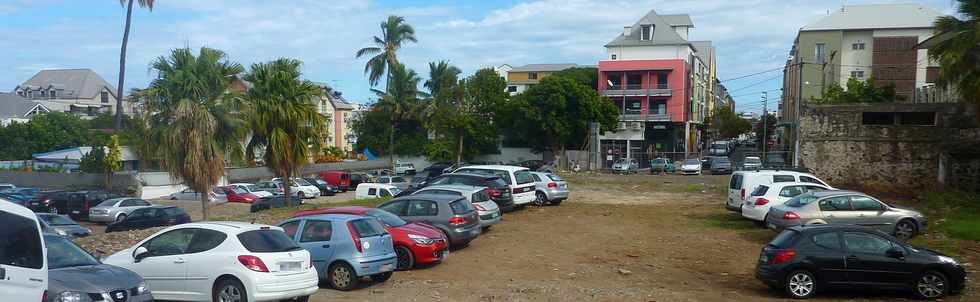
[0,0,957,114]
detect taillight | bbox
[237,255,269,272]
[448,216,466,226]
[783,211,800,220]
[473,204,486,211]
[42,290,48,302]
[347,222,362,252]
[486,188,501,197]
[547,182,557,189]
[740,188,745,200]
[770,249,797,264]
[42,199,51,206]
[167,218,177,224]
[754,198,769,206]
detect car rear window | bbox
[458,169,512,184]
[472,190,491,203]
[236,230,301,252]
[0,211,44,269]
[350,219,386,238]
[769,229,799,248]
[450,199,474,214]
[729,174,743,189]
[546,174,563,181]
[514,171,534,185]
[751,185,769,197]
[772,175,796,183]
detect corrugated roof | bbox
[0,93,47,119]
[311,81,355,110]
[661,14,694,27]
[17,69,116,99]
[33,146,138,162]
[606,9,691,47]
[509,64,580,72]
[801,4,943,31]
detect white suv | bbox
[726,169,833,212]
[454,165,537,208]
[104,221,318,301]
[740,182,830,223]
[0,198,47,302]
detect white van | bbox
[355,183,401,199]
[454,165,536,207]
[0,198,47,302]
[726,169,833,212]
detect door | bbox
[136,228,195,298]
[122,208,153,231]
[406,200,440,225]
[294,220,336,278]
[842,232,909,286]
[848,196,892,231]
[378,200,409,217]
[0,209,46,302]
[181,229,229,300]
[809,231,848,285]
[817,196,852,224]
[727,174,744,208]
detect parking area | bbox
[72,173,978,301]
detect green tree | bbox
[423,61,461,98]
[711,106,752,139]
[145,47,245,220]
[373,63,423,164]
[243,58,328,204]
[930,0,980,117]
[551,67,599,90]
[754,113,777,151]
[79,145,107,174]
[114,0,156,130]
[105,134,122,189]
[816,77,897,103]
[0,112,109,160]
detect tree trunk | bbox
[105,173,113,192]
[115,0,135,131]
[282,172,293,207]
[200,190,210,221]
[389,118,396,173]
[456,133,463,167]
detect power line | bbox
[719,64,792,82]
[726,74,783,94]
[730,88,783,99]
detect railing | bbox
[620,113,670,122]
[910,85,959,104]
[602,85,673,97]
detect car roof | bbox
[787,224,887,234]
[808,190,864,198]
[757,181,827,189]
[359,183,396,189]
[290,213,364,222]
[439,172,497,179]
[174,221,278,233]
[417,184,483,193]
[391,193,464,203]
[456,165,529,172]
[294,206,371,217]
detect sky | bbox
[0,0,959,114]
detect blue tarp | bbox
[363,148,376,160]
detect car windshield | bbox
[391,177,406,183]
[683,159,700,165]
[365,209,407,227]
[229,187,247,194]
[46,236,99,269]
[412,172,430,182]
[614,159,627,164]
[715,158,731,164]
[96,199,119,207]
[313,179,328,186]
[294,178,311,186]
[784,194,820,207]
[388,187,402,196]
[245,185,260,192]
[39,215,75,226]
[745,158,762,164]
[237,230,302,253]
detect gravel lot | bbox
[75,173,978,301]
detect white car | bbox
[355,183,400,199]
[454,165,537,208]
[740,182,830,223]
[228,183,274,199]
[394,162,416,175]
[726,169,834,212]
[169,187,227,203]
[103,222,318,302]
[679,159,703,175]
[743,156,763,170]
[271,178,320,199]
[0,197,47,302]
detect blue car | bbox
[278,214,397,291]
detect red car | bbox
[294,206,448,270]
[318,170,351,192]
[219,186,259,203]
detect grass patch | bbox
[695,211,773,244]
[920,191,980,242]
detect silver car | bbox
[45,234,153,301]
[611,158,639,174]
[765,190,928,240]
[411,185,502,229]
[378,176,410,191]
[88,197,153,223]
[529,171,568,205]
[37,213,91,239]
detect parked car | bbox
[350,173,371,189]
[611,158,639,174]
[64,191,123,220]
[103,222,319,301]
[303,177,337,196]
[355,183,401,200]
[741,182,829,224]
[710,157,734,174]
[44,234,153,301]
[454,165,536,208]
[250,194,303,213]
[228,183,274,198]
[254,180,286,195]
[423,162,453,176]
[765,155,787,168]
[105,205,191,233]
[529,171,569,205]
[0,192,29,206]
[168,187,226,203]
[743,156,763,170]
[37,213,92,239]
[395,162,417,175]
[319,170,352,192]
[650,158,676,174]
[378,194,482,248]
[214,186,259,203]
[418,173,515,211]
[679,159,703,175]
[293,206,449,271]
[25,189,65,213]
[412,185,501,229]
[376,176,410,191]
[0,197,47,302]
[3,187,40,201]
[277,214,397,291]
[765,190,928,240]
[517,159,545,171]
[272,178,321,199]
[756,225,966,299]
[0,183,15,191]
[408,170,437,191]
[727,170,833,212]
[88,197,154,223]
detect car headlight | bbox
[136,281,149,295]
[56,291,91,302]
[408,234,434,245]
[938,255,958,265]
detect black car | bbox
[302,177,336,196]
[250,195,303,213]
[412,173,515,212]
[408,170,438,190]
[105,206,191,233]
[64,191,123,220]
[349,173,369,190]
[756,225,966,299]
[25,190,65,213]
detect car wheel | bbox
[894,219,918,241]
[395,246,415,270]
[115,214,127,223]
[298,191,306,199]
[914,270,947,299]
[328,262,359,291]
[213,278,248,302]
[785,270,816,299]
[370,272,393,283]
[533,192,547,206]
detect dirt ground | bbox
[77,173,978,302]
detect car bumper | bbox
[491,197,515,212]
[741,204,768,221]
[352,254,398,277]
[252,269,319,301]
[447,225,482,245]
[755,263,786,288]
[478,210,502,228]
[545,188,569,200]
[88,212,115,222]
[411,239,450,265]
[711,168,732,174]
[680,169,700,175]
[765,217,799,232]
[725,198,742,211]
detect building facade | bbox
[12,69,127,118]
[0,93,49,126]
[496,63,581,95]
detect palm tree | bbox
[372,63,422,166]
[424,61,462,98]
[114,0,156,131]
[356,15,416,170]
[145,47,244,220]
[243,59,327,205]
[930,0,980,117]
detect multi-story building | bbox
[496,63,581,95]
[596,9,715,165]
[12,69,129,118]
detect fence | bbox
[910,85,959,104]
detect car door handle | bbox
[174,259,186,264]
[322,244,330,248]
[846,255,859,262]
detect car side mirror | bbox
[134,246,150,263]
[886,247,905,259]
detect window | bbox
[819,196,851,211]
[50,90,56,99]
[507,86,517,92]
[812,232,841,250]
[852,42,865,50]
[772,175,796,183]
[100,91,109,103]
[379,200,408,216]
[815,43,827,64]
[651,101,667,114]
[785,194,819,207]
[843,232,893,255]
[379,189,392,197]
[143,229,195,257]
[39,90,46,97]
[368,188,377,196]
[450,199,474,214]
[237,230,300,253]
[850,71,865,78]
[365,209,407,227]
[407,200,438,216]
[515,171,534,185]
[769,230,799,248]
[799,176,826,186]
[640,25,652,41]
[607,75,622,88]
[379,177,390,183]
[898,112,935,126]
[0,211,44,269]
[850,196,883,211]
[751,185,769,197]
[805,186,827,193]
[862,112,894,125]
[729,174,743,190]
[350,219,386,238]
[779,186,806,198]
[611,54,617,60]
[186,229,227,253]
[300,220,332,242]
[27,90,33,99]
[280,220,301,238]
[528,72,538,80]
[532,174,541,182]
[121,199,140,207]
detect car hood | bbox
[397,221,444,238]
[50,264,142,293]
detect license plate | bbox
[279,261,301,272]
[380,263,394,272]
[71,210,79,214]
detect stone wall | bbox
[799,103,980,191]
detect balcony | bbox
[602,83,672,97]
[620,112,670,122]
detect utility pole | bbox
[762,91,768,163]
[793,61,804,166]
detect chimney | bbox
[623,26,632,36]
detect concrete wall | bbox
[0,171,140,194]
[799,103,980,191]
